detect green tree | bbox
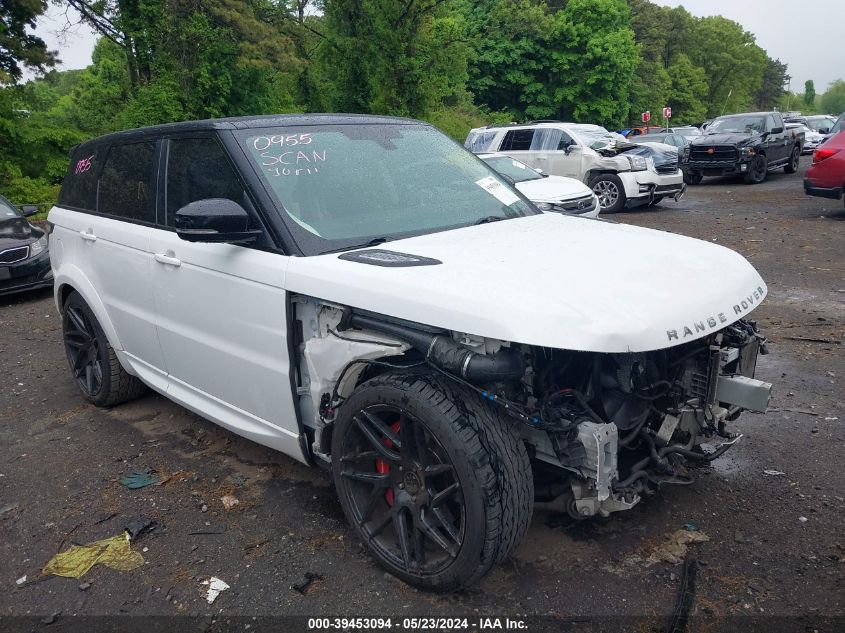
[666,53,708,124]
[685,16,767,116]
[550,0,638,127]
[820,79,845,115]
[318,0,470,117]
[753,57,788,111]
[1,0,56,83]
[804,80,815,107]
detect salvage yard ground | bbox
[1,158,843,630]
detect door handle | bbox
[154,253,182,267]
[79,230,97,242]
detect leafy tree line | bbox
[0,0,839,211]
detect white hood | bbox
[515,175,592,202]
[285,213,767,353]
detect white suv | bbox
[466,122,686,212]
[49,114,770,592]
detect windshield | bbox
[481,156,543,183]
[806,117,833,132]
[569,125,619,150]
[0,196,27,237]
[636,134,669,144]
[675,128,700,137]
[707,116,766,134]
[239,124,535,254]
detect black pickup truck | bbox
[683,111,802,185]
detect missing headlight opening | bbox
[292,295,771,522]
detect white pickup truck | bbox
[466,122,686,212]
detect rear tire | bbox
[62,292,146,407]
[589,174,626,213]
[331,371,533,592]
[784,147,800,174]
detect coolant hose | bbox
[347,313,524,383]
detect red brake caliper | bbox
[375,420,401,506]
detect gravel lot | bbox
[1,158,842,631]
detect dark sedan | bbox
[0,194,52,296]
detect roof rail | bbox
[524,120,563,124]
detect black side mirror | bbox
[175,199,262,244]
[770,127,783,135]
[20,205,39,217]
[819,128,830,134]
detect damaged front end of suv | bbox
[293,296,771,522]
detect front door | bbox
[149,135,305,461]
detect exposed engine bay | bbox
[292,295,771,519]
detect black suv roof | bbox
[73,113,424,153]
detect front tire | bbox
[784,147,800,173]
[683,170,703,185]
[331,372,533,592]
[62,292,146,407]
[589,174,626,213]
[744,154,768,184]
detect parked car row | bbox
[465,121,686,213]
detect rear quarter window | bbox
[58,148,101,211]
[97,142,158,223]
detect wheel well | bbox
[57,283,75,312]
[585,169,618,184]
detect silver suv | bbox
[466,122,686,212]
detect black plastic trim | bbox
[804,178,843,200]
[337,249,442,267]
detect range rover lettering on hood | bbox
[667,285,766,341]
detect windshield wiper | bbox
[322,237,392,254]
[473,215,508,225]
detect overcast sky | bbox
[28,1,843,94]
[653,0,843,92]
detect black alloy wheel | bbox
[63,303,105,398]
[332,372,533,592]
[61,291,146,407]
[338,405,465,576]
[744,154,768,184]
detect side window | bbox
[499,129,534,151]
[557,131,575,150]
[773,114,784,131]
[764,115,776,133]
[59,147,101,211]
[98,142,157,222]
[529,128,562,151]
[165,137,247,227]
[464,130,498,153]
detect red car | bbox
[804,130,845,205]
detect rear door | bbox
[148,134,305,460]
[53,141,166,389]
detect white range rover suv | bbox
[49,114,771,592]
[465,122,686,212]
